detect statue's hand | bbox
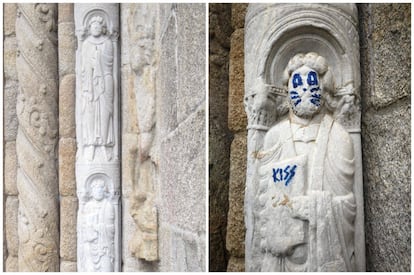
[86,226,98,242]
[290,195,310,220]
[334,94,355,118]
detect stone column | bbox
[58,3,77,272]
[359,4,411,271]
[225,4,249,272]
[74,4,121,272]
[15,3,59,272]
[208,3,233,272]
[4,3,19,272]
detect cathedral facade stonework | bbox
[4,3,206,272]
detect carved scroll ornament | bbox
[15,3,59,271]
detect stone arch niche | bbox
[244,4,364,271]
[74,3,121,272]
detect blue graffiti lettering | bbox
[272,164,298,186]
[285,165,297,186]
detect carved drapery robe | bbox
[80,199,115,272]
[81,35,114,148]
[256,113,356,272]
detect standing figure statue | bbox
[81,15,114,161]
[255,52,356,271]
[80,177,115,272]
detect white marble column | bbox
[74,4,121,272]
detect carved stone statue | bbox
[81,15,114,161]
[79,177,115,272]
[75,4,121,271]
[255,53,356,271]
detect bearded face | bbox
[288,65,324,118]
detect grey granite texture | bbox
[359,3,411,272]
[208,3,233,272]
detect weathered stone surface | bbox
[157,224,172,272]
[4,35,18,143]
[5,196,18,257]
[176,4,205,123]
[4,36,17,81]
[209,221,228,271]
[209,4,232,50]
[359,3,411,272]
[58,3,74,23]
[4,4,16,36]
[4,82,18,142]
[158,9,178,137]
[361,106,411,272]
[60,197,78,261]
[4,142,18,196]
[170,227,204,272]
[208,4,233,272]
[227,256,245,272]
[159,106,206,233]
[16,4,60,271]
[121,133,138,197]
[58,23,76,78]
[226,133,246,257]
[59,75,76,138]
[121,197,157,272]
[231,4,248,30]
[5,255,18,272]
[228,29,247,132]
[367,4,410,109]
[121,67,139,134]
[60,260,77,272]
[59,138,77,196]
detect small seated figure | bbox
[255,52,356,272]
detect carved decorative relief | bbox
[15,3,59,271]
[244,4,365,272]
[127,4,159,261]
[75,4,121,272]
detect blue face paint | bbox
[310,94,321,106]
[310,87,320,93]
[307,71,318,86]
[294,98,302,106]
[290,91,300,99]
[292,73,303,88]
